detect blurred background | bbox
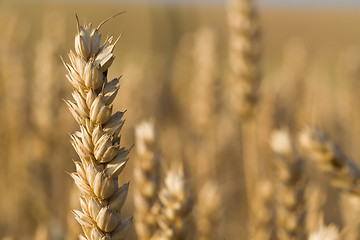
[1,0,360,239]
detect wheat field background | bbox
[1,0,360,239]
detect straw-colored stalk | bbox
[249,180,275,240]
[134,121,161,240]
[64,15,132,239]
[271,129,306,240]
[299,127,360,195]
[195,181,222,240]
[152,164,193,240]
[227,0,261,119]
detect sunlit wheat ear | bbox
[308,216,340,240]
[134,121,161,240]
[250,180,275,240]
[63,14,132,239]
[152,163,193,240]
[299,127,360,195]
[195,181,222,240]
[227,0,261,119]
[271,129,306,240]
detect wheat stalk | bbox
[271,129,306,240]
[152,164,193,240]
[63,14,132,239]
[134,121,161,240]
[299,127,360,195]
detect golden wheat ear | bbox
[64,15,132,239]
[299,127,360,195]
[134,121,161,240]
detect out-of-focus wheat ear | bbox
[308,216,340,240]
[152,163,194,240]
[32,12,66,137]
[190,27,218,134]
[227,0,261,119]
[299,127,360,195]
[273,39,308,128]
[0,11,31,235]
[271,129,306,240]
[64,15,132,239]
[249,180,275,240]
[66,185,82,240]
[134,121,161,240]
[33,224,49,240]
[305,184,326,234]
[195,181,223,240]
[1,237,14,240]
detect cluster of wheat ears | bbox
[42,0,360,240]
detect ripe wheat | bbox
[299,127,360,195]
[271,129,306,240]
[134,121,161,240]
[63,14,132,239]
[152,164,193,240]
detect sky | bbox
[17,0,360,7]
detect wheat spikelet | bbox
[152,164,193,240]
[249,180,275,240]
[63,14,132,239]
[134,121,161,240]
[271,129,306,240]
[195,181,222,240]
[227,0,261,119]
[299,127,360,195]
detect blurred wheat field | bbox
[2,0,360,239]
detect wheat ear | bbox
[227,0,261,118]
[134,121,161,240]
[308,216,340,240]
[249,180,275,240]
[195,181,222,240]
[64,15,132,239]
[152,164,193,240]
[299,127,360,195]
[271,129,306,240]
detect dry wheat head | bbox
[195,181,222,240]
[271,129,306,240]
[63,14,132,239]
[152,164,193,240]
[308,217,339,240]
[134,121,161,240]
[299,127,360,195]
[249,180,275,240]
[227,0,261,119]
